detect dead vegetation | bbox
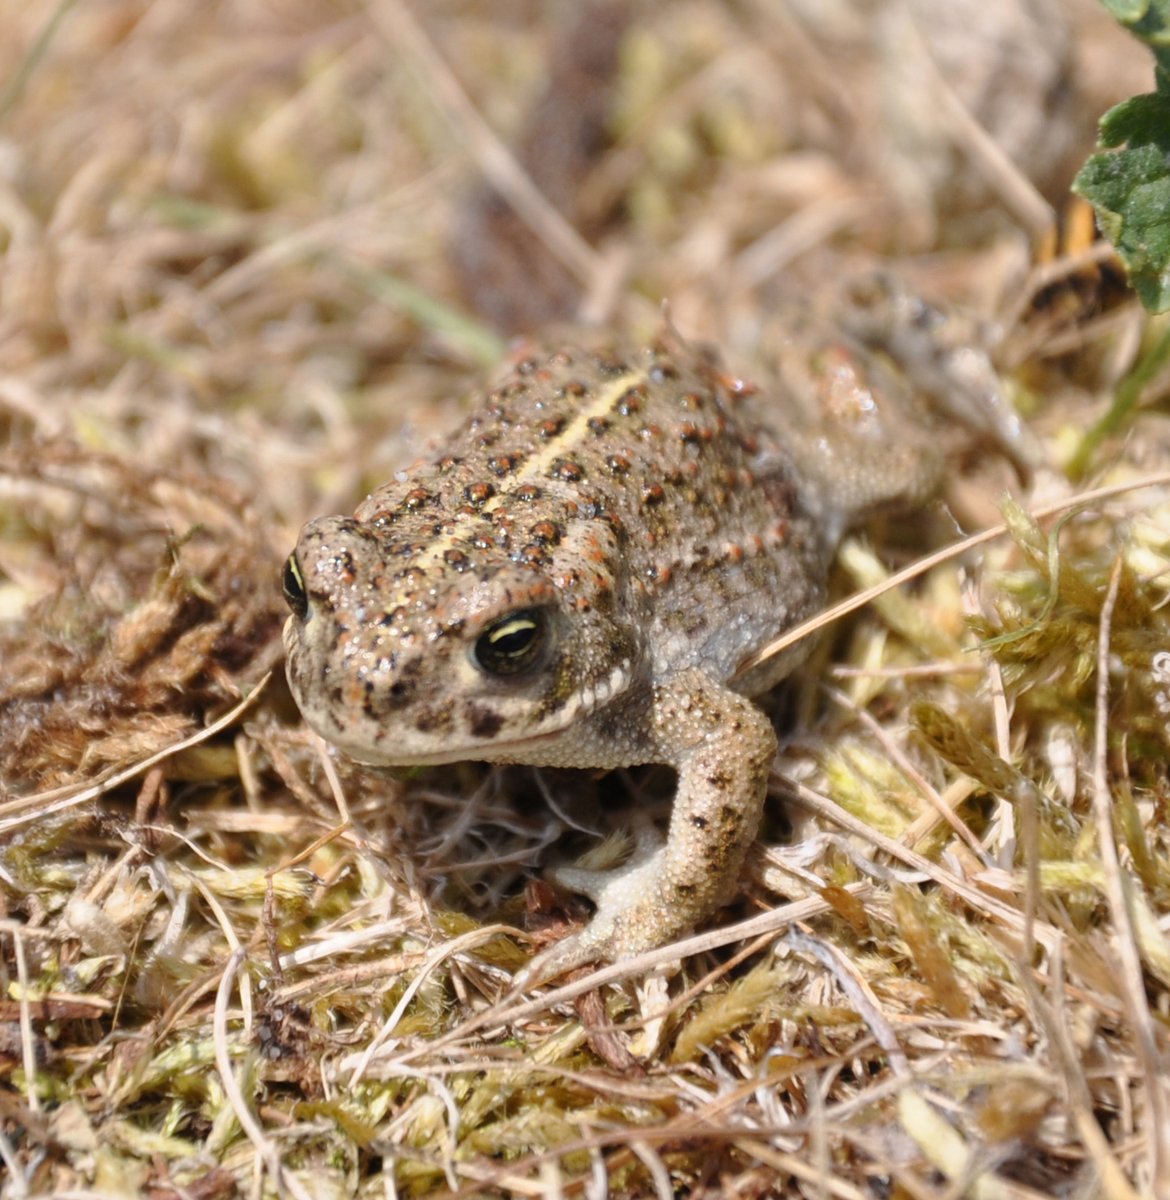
[2,1,1170,1196]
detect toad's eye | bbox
[282,553,308,620]
[473,609,550,677]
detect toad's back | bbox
[284,335,830,772]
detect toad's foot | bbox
[516,849,688,988]
[514,670,777,989]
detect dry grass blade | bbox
[1092,558,1170,1193]
[367,0,602,288]
[737,470,1170,679]
[214,947,314,1200]
[0,677,269,833]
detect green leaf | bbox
[1096,0,1147,19]
[1096,91,1170,148]
[1074,96,1170,313]
[1099,0,1170,77]
[1071,2,1170,312]
[1073,146,1170,312]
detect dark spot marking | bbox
[516,543,547,564]
[332,549,356,582]
[529,520,562,545]
[549,456,585,482]
[599,509,626,540]
[464,481,495,505]
[488,454,520,477]
[414,704,453,734]
[702,841,727,864]
[466,704,504,739]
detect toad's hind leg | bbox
[516,668,777,987]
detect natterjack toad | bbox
[282,304,1022,983]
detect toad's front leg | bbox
[517,669,777,987]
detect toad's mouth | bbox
[284,667,572,769]
[301,724,570,772]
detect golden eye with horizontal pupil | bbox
[282,554,308,620]
[473,609,549,676]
